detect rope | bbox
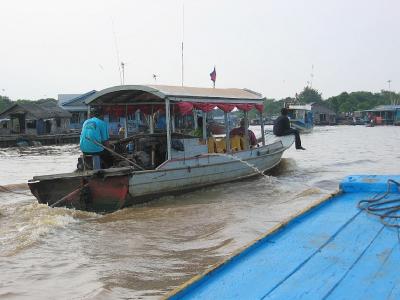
[358,179,400,228]
[0,185,32,197]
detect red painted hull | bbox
[29,175,130,213]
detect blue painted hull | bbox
[167,175,400,299]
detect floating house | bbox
[58,90,96,130]
[0,101,71,135]
[311,102,337,125]
[361,105,400,125]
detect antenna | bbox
[310,64,314,88]
[111,19,123,85]
[387,79,392,105]
[121,62,126,85]
[181,2,185,87]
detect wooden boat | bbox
[166,175,400,299]
[28,85,294,213]
[288,104,314,133]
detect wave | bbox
[0,183,29,194]
[0,202,97,257]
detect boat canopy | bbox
[85,85,265,114]
[288,104,312,111]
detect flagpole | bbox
[181,3,185,87]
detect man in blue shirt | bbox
[80,108,112,168]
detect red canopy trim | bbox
[101,102,265,117]
[176,102,264,114]
[193,103,215,112]
[216,103,236,112]
[176,102,194,115]
[236,104,254,112]
[255,104,264,112]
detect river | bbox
[1,125,399,299]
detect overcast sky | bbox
[0,0,399,100]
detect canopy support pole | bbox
[243,111,249,150]
[193,111,198,129]
[202,111,207,142]
[165,98,172,160]
[224,112,231,152]
[260,110,265,146]
[172,114,176,133]
[124,105,128,138]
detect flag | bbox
[210,67,216,82]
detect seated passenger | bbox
[273,108,305,150]
[229,118,257,147]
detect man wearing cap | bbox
[79,108,112,168]
[273,108,305,150]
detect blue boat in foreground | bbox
[166,175,400,300]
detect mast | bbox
[181,3,185,87]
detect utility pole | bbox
[121,62,125,85]
[181,3,185,87]
[387,80,392,105]
[310,64,314,88]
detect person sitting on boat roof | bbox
[273,108,306,150]
[79,108,113,168]
[191,117,211,138]
[229,118,257,147]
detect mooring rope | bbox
[358,179,400,228]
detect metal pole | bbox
[193,111,198,129]
[224,112,231,152]
[124,105,128,138]
[149,114,154,134]
[165,98,172,160]
[181,4,184,87]
[243,111,249,150]
[171,114,176,133]
[260,110,265,146]
[202,111,207,141]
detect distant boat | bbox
[167,175,400,300]
[288,104,314,133]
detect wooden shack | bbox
[0,101,72,135]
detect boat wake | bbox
[0,202,95,257]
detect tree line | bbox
[262,87,400,117]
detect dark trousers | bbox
[276,128,302,149]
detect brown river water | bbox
[1,125,400,299]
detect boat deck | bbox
[168,175,400,299]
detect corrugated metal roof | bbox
[62,90,97,106]
[363,105,400,112]
[289,104,312,111]
[85,85,265,105]
[0,102,71,119]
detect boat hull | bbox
[166,175,400,299]
[29,136,294,213]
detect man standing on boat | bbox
[79,108,112,168]
[273,108,306,150]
